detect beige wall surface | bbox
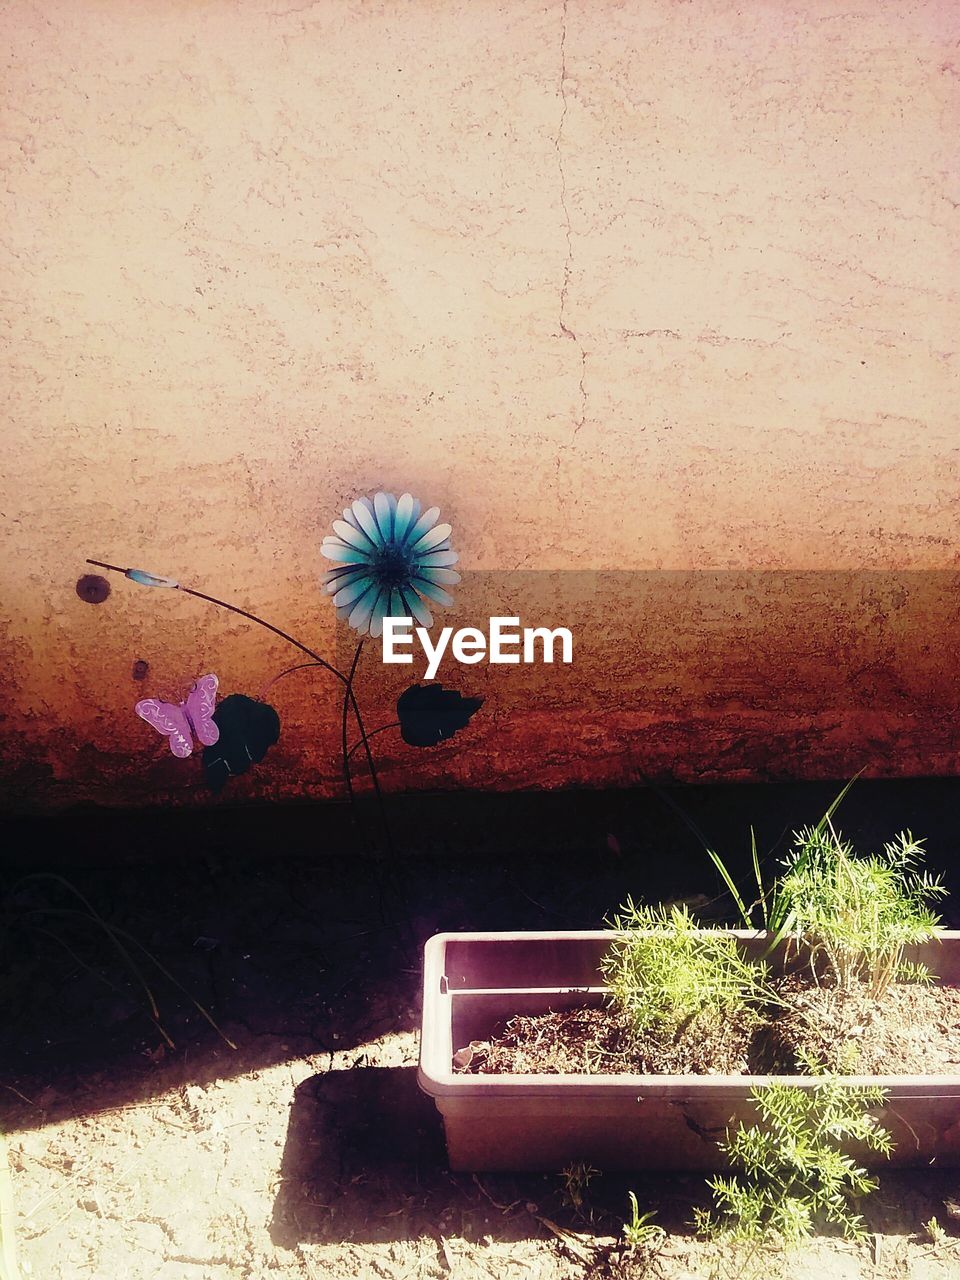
[1,0,958,811]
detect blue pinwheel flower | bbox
[321,492,460,637]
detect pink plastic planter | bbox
[417,930,960,1172]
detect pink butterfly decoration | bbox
[135,674,220,758]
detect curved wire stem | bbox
[86,560,347,687]
[347,721,400,760]
[339,643,408,941]
[341,642,395,859]
[88,556,396,861]
[259,661,330,702]
[341,641,364,838]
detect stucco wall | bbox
[1,1,958,811]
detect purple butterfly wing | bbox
[136,699,195,758]
[185,673,220,747]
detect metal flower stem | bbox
[342,641,396,858]
[347,722,400,760]
[340,642,364,842]
[341,640,404,941]
[85,558,394,857]
[86,559,344,685]
[344,643,410,940]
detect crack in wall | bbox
[555,0,587,437]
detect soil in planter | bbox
[457,1003,762,1076]
[458,982,960,1077]
[773,980,960,1075]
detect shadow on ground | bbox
[5,781,960,1279]
[268,1066,960,1252]
[268,1063,722,1255]
[270,1066,447,1248]
[3,778,960,1134]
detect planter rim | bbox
[418,928,960,1098]
[425,928,960,942]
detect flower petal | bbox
[348,582,381,633]
[415,567,461,585]
[333,519,376,551]
[368,590,391,639]
[324,562,365,584]
[387,587,406,621]
[409,521,452,554]
[352,498,382,547]
[374,492,394,543]
[393,492,416,544]
[400,586,433,628]
[321,542,372,564]
[410,577,455,606]
[402,505,440,547]
[333,575,374,607]
[413,549,459,568]
[325,568,369,594]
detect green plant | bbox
[559,1162,599,1213]
[774,825,945,996]
[704,778,858,947]
[601,899,766,1042]
[695,1075,893,1246]
[622,1192,663,1251]
[702,779,945,995]
[925,1215,947,1247]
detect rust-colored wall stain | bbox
[0,2,958,811]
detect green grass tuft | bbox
[600,899,765,1042]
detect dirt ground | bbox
[4,785,960,1279]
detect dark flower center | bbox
[373,543,413,588]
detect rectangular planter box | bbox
[417,930,960,1172]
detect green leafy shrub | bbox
[703,780,945,996]
[775,826,945,995]
[696,1074,892,1245]
[600,899,765,1042]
